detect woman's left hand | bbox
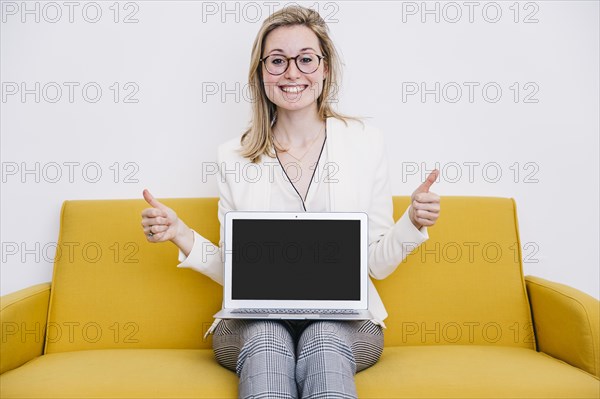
[409,169,441,230]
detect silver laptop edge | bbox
[214,211,373,320]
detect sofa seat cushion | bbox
[0,349,238,398]
[2,346,598,398]
[355,345,600,398]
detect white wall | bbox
[1,1,598,299]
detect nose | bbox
[284,59,302,80]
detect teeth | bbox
[280,85,306,93]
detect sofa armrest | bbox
[525,275,599,378]
[0,283,51,374]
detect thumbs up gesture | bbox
[409,169,441,230]
[141,189,182,242]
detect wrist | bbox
[172,221,192,248]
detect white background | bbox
[1,1,598,298]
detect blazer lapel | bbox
[326,117,359,212]
[246,117,359,212]
[249,154,273,211]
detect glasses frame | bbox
[259,53,326,76]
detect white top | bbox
[269,135,329,213]
[176,117,429,336]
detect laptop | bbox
[213,211,373,320]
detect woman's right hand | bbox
[141,189,183,243]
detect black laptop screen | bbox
[231,219,361,300]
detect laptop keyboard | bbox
[231,308,359,315]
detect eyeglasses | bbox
[260,53,325,76]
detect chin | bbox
[273,95,320,112]
[275,102,316,113]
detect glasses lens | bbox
[296,53,320,74]
[265,55,288,75]
[263,54,322,75]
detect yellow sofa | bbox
[1,196,598,398]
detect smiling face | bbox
[261,24,328,115]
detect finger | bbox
[146,231,161,242]
[144,225,153,239]
[414,169,439,194]
[414,210,440,225]
[412,201,440,213]
[413,192,441,204]
[145,227,160,242]
[141,221,150,232]
[142,208,168,219]
[415,217,436,227]
[143,189,167,211]
[415,209,439,222]
[149,224,169,234]
[149,231,166,242]
[145,224,156,235]
[141,216,170,227]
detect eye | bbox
[269,56,286,65]
[299,55,315,64]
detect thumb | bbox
[143,189,167,211]
[414,169,439,194]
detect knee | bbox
[297,322,353,358]
[299,321,344,341]
[239,321,295,360]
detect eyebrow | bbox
[267,47,318,54]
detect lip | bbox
[278,84,308,94]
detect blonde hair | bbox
[239,5,361,163]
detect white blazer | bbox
[178,116,429,327]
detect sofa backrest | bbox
[45,196,535,353]
[377,197,535,349]
[45,198,222,354]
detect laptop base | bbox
[214,309,374,320]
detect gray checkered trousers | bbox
[212,319,384,398]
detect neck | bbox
[274,105,325,146]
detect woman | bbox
[141,5,440,398]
